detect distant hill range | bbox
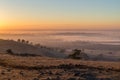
[0,39,66,58]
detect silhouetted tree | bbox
[6,49,14,54]
[26,40,29,44]
[17,39,21,42]
[73,49,81,55]
[68,49,82,59]
[21,39,25,43]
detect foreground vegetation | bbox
[0,53,120,80]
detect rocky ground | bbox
[0,66,120,80]
[0,53,120,80]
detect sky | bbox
[0,0,120,30]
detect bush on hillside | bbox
[68,49,89,60]
[6,49,14,55]
[68,49,82,59]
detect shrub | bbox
[68,49,82,59]
[6,49,14,55]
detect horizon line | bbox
[1,28,120,31]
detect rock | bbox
[67,77,77,80]
[48,71,53,75]
[7,68,12,72]
[81,73,96,80]
[73,70,81,76]
[19,71,24,76]
[1,70,5,75]
[46,77,51,80]
[56,76,61,80]
[96,78,112,80]
[12,75,16,77]
[55,72,62,76]
[74,72,81,76]
[39,71,44,75]
[33,78,39,80]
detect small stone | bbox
[48,71,53,75]
[56,76,61,80]
[80,73,96,80]
[1,71,5,75]
[46,77,51,80]
[74,71,81,76]
[67,78,77,80]
[19,71,24,76]
[7,68,12,72]
[33,78,39,80]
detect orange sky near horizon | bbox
[0,12,120,30]
[0,18,119,30]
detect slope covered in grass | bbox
[0,39,66,58]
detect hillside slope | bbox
[0,39,66,58]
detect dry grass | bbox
[0,53,120,80]
[0,53,119,71]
